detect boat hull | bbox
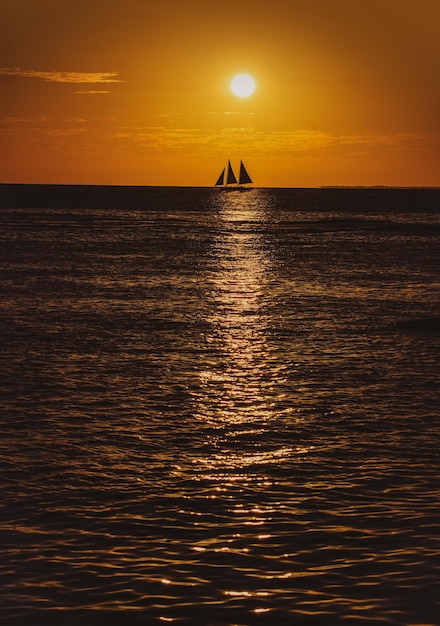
[216,186,253,192]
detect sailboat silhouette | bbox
[215,160,253,190]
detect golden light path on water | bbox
[182,191,318,616]
[192,191,309,477]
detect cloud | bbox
[108,125,440,163]
[0,67,123,83]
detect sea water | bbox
[1,185,439,625]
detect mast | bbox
[238,161,252,185]
[226,160,237,185]
[215,168,225,186]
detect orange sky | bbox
[1,0,439,187]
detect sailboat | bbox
[214,160,253,190]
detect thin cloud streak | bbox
[0,67,123,83]
[111,126,440,157]
[2,116,437,158]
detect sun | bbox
[230,73,256,98]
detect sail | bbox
[238,161,252,185]
[215,168,225,186]
[226,161,237,185]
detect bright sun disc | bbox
[231,73,256,98]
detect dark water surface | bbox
[1,185,440,625]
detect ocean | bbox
[1,185,439,625]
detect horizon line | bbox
[1,182,440,190]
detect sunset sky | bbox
[1,0,439,187]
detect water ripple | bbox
[1,187,440,624]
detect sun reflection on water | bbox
[197,193,273,422]
[191,191,295,475]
